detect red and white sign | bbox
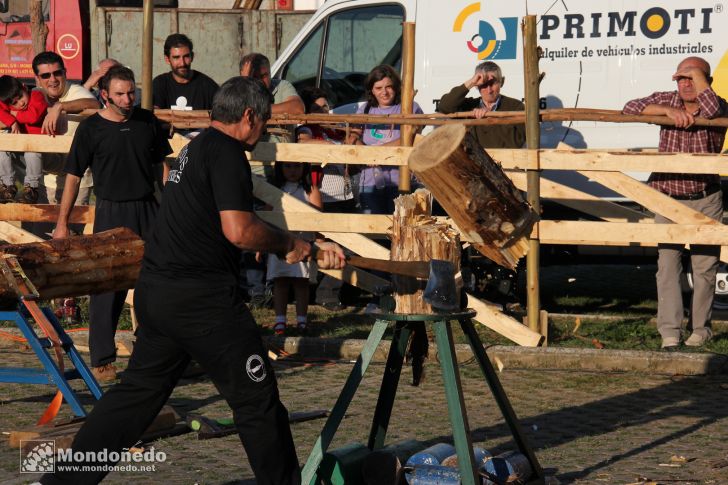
[56,34,80,60]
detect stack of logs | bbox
[0,228,142,306]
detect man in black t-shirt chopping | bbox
[41,77,346,485]
[152,33,219,113]
[53,66,172,383]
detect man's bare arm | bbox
[52,174,81,239]
[61,98,101,114]
[220,210,345,267]
[271,95,305,115]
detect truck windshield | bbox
[281,4,404,108]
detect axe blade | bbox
[423,259,459,312]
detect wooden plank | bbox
[491,148,728,174]
[0,134,188,158]
[506,170,651,223]
[256,211,391,235]
[252,176,390,259]
[0,134,73,153]
[3,133,728,176]
[563,171,728,262]
[0,203,94,224]
[0,221,43,244]
[250,142,408,167]
[466,295,543,347]
[538,220,728,246]
[584,171,718,225]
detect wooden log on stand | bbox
[0,228,143,304]
[391,189,460,314]
[391,189,461,386]
[408,124,538,270]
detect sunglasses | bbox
[38,69,65,80]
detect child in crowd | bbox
[265,162,322,335]
[351,64,423,215]
[297,87,358,311]
[0,75,48,203]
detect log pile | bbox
[0,228,142,305]
[391,189,460,314]
[408,124,538,270]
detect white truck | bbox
[270,0,728,303]
[272,0,728,151]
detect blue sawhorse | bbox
[0,305,103,417]
[302,309,545,485]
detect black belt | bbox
[669,184,721,200]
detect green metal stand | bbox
[301,310,545,485]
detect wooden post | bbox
[391,189,460,314]
[30,0,48,56]
[398,21,416,193]
[141,0,154,110]
[408,124,538,270]
[523,16,541,334]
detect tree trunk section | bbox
[0,228,143,305]
[30,0,48,57]
[408,124,538,270]
[391,189,461,314]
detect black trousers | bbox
[41,281,300,485]
[89,198,158,367]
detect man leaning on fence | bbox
[622,56,728,351]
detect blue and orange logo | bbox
[454,2,517,60]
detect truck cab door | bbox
[276,3,405,111]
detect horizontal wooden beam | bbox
[0,203,94,224]
[492,148,728,174]
[2,134,726,177]
[538,220,728,246]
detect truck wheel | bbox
[684,262,728,310]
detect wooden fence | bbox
[2,128,728,347]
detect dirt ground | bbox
[1,335,727,485]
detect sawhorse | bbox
[301,310,545,485]
[0,256,102,419]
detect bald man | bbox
[623,56,728,350]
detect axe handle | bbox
[346,256,430,279]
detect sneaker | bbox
[0,183,17,203]
[91,363,117,382]
[18,184,38,204]
[661,336,680,351]
[685,330,712,347]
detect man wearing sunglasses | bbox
[31,52,100,215]
[437,61,525,149]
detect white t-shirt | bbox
[42,83,97,189]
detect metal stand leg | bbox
[367,322,410,450]
[433,319,479,485]
[460,317,545,483]
[301,318,389,485]
[0,308,102,417]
